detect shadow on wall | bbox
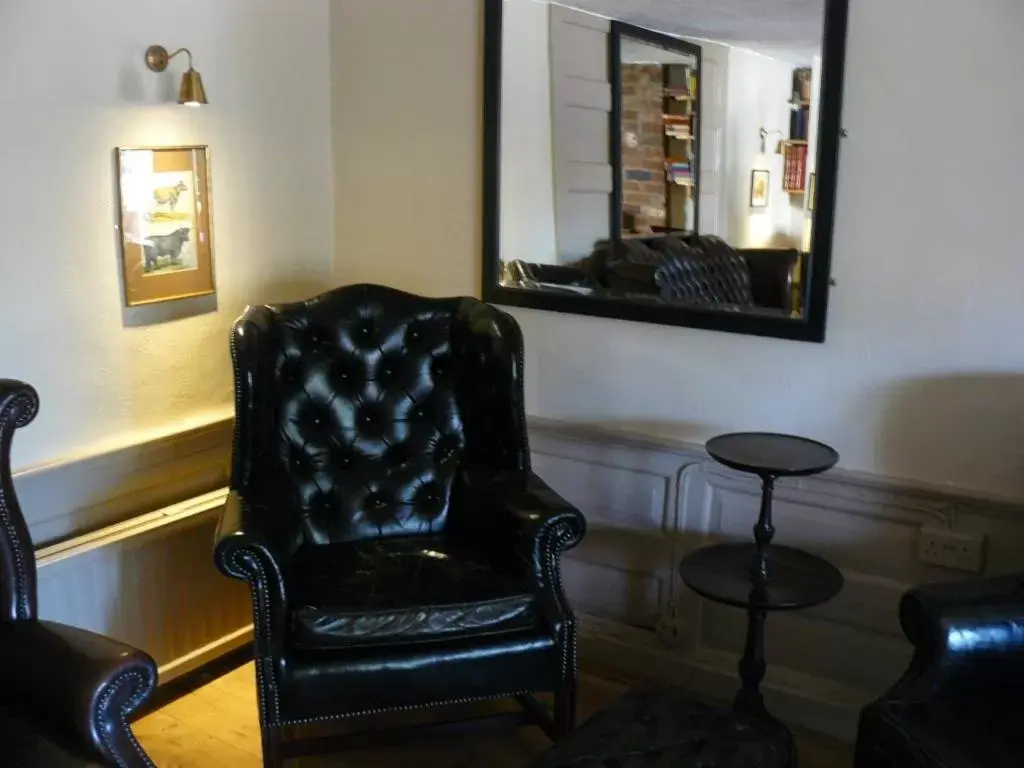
[122,293,219,327]
[879,373,1024,499]
[121,278,331,328]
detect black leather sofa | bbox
[855,575,1024,767]
[0,380,158,768]
[504,234,799,312]
[215,283,586,766]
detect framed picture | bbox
[115,145,215,306]
[749,169,770,208]
[808,171,817,212]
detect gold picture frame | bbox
[808,171,817,212]
[115,145,216,306]
[749,169,770,208]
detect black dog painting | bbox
[142,227,192,273]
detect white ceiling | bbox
[559,0,825,64]
[621,38,697,65]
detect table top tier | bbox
[679,543,844,611]
[706,432,839,478]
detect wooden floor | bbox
[134,663,853,767]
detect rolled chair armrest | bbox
[507,473,586,589]
[0,620,156,767]
[896,574,1024,697]
[741,248,799,310]
[449,471,584,637]
[504,473,586,684]
[0,379,39,428]
[214,491,292,654]
[0,379,41,623]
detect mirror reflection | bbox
[497,0,831,321]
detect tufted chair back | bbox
[651,236,754,306]
[230,284,530,548]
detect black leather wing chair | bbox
[0,380,158,768]
[855,575,1024,767]
[214,283,586,766]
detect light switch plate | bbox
[918,527,986,573]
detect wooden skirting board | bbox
[529,417,1024,741]
[22,414,1024,741]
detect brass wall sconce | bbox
[145,45,207,106]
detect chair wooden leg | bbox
[261,724,283,768]
[553,678,577,738]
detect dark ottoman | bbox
[531,689,794,768]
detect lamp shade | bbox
[179,68,207,106]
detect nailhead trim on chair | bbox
[277,688,539,727]
[504,307,532,475]
[229,549,283,725]
[228,321,252,490]
[96,669,157,768]
[0,391,38,620]
[234,536,569,730]
[228,326,243,484]
[545,525,580,681]
[228,535,582,726]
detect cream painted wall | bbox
[331,0,1024,499]
[500,0,558,265]
[1,0,334,471]
[330,0,480,297]
[724,46,796,247]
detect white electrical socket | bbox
[917,527,986,573]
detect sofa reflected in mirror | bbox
[502,235,800,315]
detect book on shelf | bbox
[783,144,808,191]
[664,66,698,99]
[789,109,810,141]
[665,159,692,185]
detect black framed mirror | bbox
[483,0,849,342]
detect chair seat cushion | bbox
[279,627,558,722]
[287,535,537,649]
[860,698,1022,768]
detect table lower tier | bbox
[679,543,843,610]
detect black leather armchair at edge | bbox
[0,380,158,768]
[214,283,587,767]
[855,575,1024,767]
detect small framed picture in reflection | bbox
[749,169,770,208]
[809,172,817,212]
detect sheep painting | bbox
[153,180,188,211]
[142,227,192,273]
